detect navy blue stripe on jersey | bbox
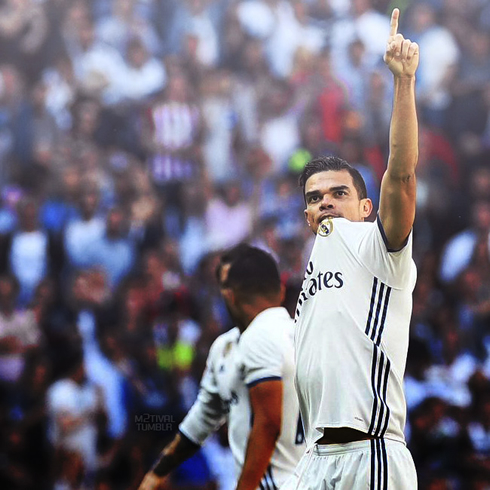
[374,350,386,436]
[371,282,386,341]
[365,278,392,343]
[376,438,383,489]
[380,359,392,437]
[365,278,378,335]
[260,465,277,490]
[247,376,282,389]
[267,466,278,490]
[375,287,392,346]
[368,345,391,437]
[375,352,391,437]
[381,439,388,490]
[368,349,379,435]
[370,439,376,489]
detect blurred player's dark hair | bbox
[221,244,281,301]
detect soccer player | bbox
[138,244,304,490]
[283,9,419,490]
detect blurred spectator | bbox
[166,0,221,67]
[0,274,41,392]
[142,72,203,236]
[201,69,238,183]
[0,0,49,83]
[409,397,472,485]
[259,79,300,172]
[448,29,490,158]
[228,38,268,146]
[179,183,209,274]
[119,37,167,103]
[40,164,81,236]
[329,0,390,69]
[96,0,161,57]
[46,352,107,490]
[332,38,371,112]
[407,2,460,128]
[263,0,324,78]
[88,206,135,290]
[439,200,490,284]
[42,53,77,131]
[0,196,63,306]
[467,395,490,481]
[204,181,253,252]
[314,49,348,147]
[67,17,127,105]
[63,185,105,271]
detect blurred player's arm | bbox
[138,353,228,490]
[236,380,283,490]
[379,8,419,251]
[138,431,200,490]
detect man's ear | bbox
[360,198,373,219]
[304,209,311,227]
[221,287,236,307]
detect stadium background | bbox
[0,0,489,489]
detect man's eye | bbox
[336,191,346,197]
[309,196,320,203]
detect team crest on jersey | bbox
[318,218,334,237]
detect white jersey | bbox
[294,217,417,448]
[180,307,304,488]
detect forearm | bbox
[388,76,418,179]
[236,422,279,490]
[151,432,200,477]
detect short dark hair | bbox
[298,155,367,201]
[221,244,281,301]
[215,243,252,284]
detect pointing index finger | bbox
[390,8,399,37]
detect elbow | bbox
[386,165,417,184]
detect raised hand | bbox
[384,8,419,78]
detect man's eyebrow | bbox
[305,190,321,200]
[305,185,351,199]
[330,185,351,193]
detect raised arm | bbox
[379,8,419,250]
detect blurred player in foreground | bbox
[138,244,304,490]
[283,8,419,490]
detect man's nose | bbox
[320,196,334,209]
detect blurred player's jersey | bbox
[180,307,304,488]
[294,217,417,448]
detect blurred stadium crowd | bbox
[0,0,489,489]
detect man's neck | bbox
[238,300,281,333]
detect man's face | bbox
[304,170,372,234]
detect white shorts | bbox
[280,439,417,490]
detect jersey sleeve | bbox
[240,328,283,388]
[179,342,228,446]
[356,216,416,290]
